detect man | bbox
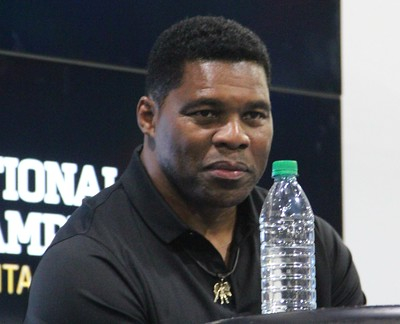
[25,16,365,323]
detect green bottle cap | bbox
[272,160,298,177]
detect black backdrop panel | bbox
[0,55,143,167]
[0,0,340,93]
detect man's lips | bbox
[204,161,249,180]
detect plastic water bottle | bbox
[260,160,316,314]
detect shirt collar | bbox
[120,146,189,243]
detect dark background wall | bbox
[0,1,340,322]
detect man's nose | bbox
[212,117,250,149]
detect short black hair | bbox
[146,16,271,105]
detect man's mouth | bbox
[205,161,249,180]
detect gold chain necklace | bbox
[190,248,240,305]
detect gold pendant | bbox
[213,279,232,304]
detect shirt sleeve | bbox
[315,216,366,307]
[24,235,149,324]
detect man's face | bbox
[151,61,273,208]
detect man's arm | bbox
[315,216,366,307]
[24,235,147,324]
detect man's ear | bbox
[137,96,157,136]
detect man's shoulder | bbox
[314,215,341,239]
[314,214,346,253]
[50,180,128,246]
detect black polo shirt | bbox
[25,146,365,324]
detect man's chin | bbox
[200,190,251,209]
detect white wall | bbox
[342,0,400,305]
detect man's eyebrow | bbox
[245,100,272,112]
[180,98,271,113]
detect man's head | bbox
[146,16,271,106]
[138,16,273,215]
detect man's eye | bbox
[243,111,267,120]
[192,110,217,118]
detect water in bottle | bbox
[260,160,316,314]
